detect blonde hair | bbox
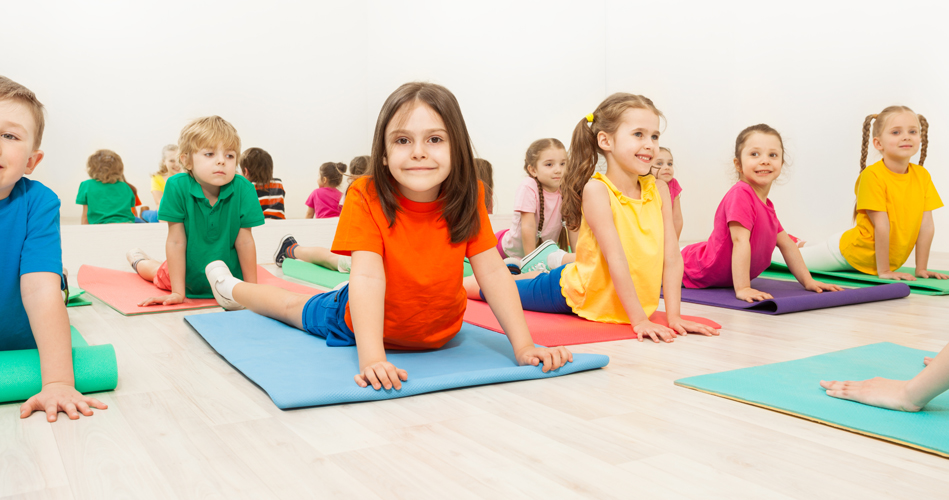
[87,149,125,184]
[155,144,179,176]
[0,76,45,149]
[177,116,241,172]
[562,93,663,231]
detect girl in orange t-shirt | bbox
[204,82,572,391]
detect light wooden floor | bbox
[3,221,948,499]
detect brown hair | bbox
[733,124,786,181]
[474,158,494,213]
[562,93,663,231]
[86,149,125,184]
[240,147,274,185]
[155,144,179,176]
[368,82,481,244]
[0,76,45,149]
[856,106,928,219]
[349,155,370,176]
[178,116,241,173]
[319,162,346,188]
[524,138,569,247]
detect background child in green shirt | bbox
[76,149,135,224]
[127,116,265,306]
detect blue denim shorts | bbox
[301,284,357,347]
[481,264,573,314]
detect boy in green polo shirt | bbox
[127,116,265,306]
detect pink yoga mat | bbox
[463,299,722,346]
[77,265,320,316]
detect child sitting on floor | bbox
[650,147,683,239]
[305,162,346,218]
[240,147,286,220]
[77,149,136,224]
[209,82,571,390]
[127,116,265,306]
[1,75,107,421]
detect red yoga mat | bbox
[463,299,722,346]
[77,265,320,316]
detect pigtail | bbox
[918,114,929,166]
[534,176,546,245]
[562,118,598,232]
[860,114,875,171]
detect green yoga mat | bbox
[763,262,949,296]
[676,342,949,458]
[283,257,474,290]
[0,327,118,404]
[67,287,92,307]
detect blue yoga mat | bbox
[185,310,609,409]
[676,343,949,457]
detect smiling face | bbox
[186,143,238,196]
[599,107,661,177]
[382,101,451,203]
[0,99,44,200]
[873,111,920,163]
[651,149,674,182]
[735,132,783,190]
[528,147,567,192]
[163,149,181,175]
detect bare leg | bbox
[561,253,577,265]
[293,246,342,270]
[134,259,161,282]
[464,271,543,301]
[231,282,311,330]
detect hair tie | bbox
[585,113,595,124]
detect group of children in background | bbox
[3,73,947,422]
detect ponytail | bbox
[919,114,929,166]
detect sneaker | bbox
[126,248,151,271]
[205,261,245,311]
[274,234,297,268]
[523,261,550,274]
[519,240,559,274]
[502,257,522,275]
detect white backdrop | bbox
[6,0,947,251]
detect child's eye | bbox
[909,129,918,135]
[204,152,214,157]
[750,152,758,157]
[633,132,643,137]
[429,136,444,144]
[0,133,17,140]
[395,137,409,145]
[770,153,778,157]
[652,135,659,140]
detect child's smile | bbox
[383,102,451,203]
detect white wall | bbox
[6,0,948,251]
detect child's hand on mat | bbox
[20,383,108,422]
[355,361,408,390]
[735,287,773,303]
[878,270,916,281]
[515,346,573,372]
[820,378,922,412]
[667,318,719,337]
[916,269,949,280]
[138,292,184,307]
[804,280,844,294]
[633,320,677,343]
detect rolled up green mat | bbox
[0,327,117,404]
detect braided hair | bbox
[856,106,928,220]
[524,138,569,248]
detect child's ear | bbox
[596,131,612,152]
[526,164,537,177]
[872,136,883,152]
[733,157,742,174]
[24,150,44,175]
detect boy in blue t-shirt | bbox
[0,75,108,421]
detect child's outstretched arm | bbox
[821,342,949,411]
[776,231,843,293]
[19,272,108,421]
[139,222,187,306]
[914,212,948,279]
[867,210,915,280]
[519,212,539,255]
[234,227,258,284]
[656,181,718,338]
[729,222,773,302]
[469,248,572,371]
[348,250,406,390]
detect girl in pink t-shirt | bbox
[650,147,683,238]
[497,139,577,269]
[305,162,346,218]
[680,124,842,302]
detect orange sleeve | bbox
[332,177,384,257]
[465,181,499,258]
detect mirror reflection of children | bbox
[305,162,346,219]
[822,344,949,412]
[209,82,572,391]
[142,144,181,223]
[240,147,286,220]
[77,150,136,224]
[650,147,682,238]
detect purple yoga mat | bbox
[679,278,910,314]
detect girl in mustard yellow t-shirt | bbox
[791,106,945,281]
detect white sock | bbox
[337,256,352,273]
[547,250,568,269]
[215,276,242,300]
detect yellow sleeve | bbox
[855,170,886,213]
[150,175,165,192]
[923,175,943,212]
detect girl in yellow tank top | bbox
[464,93,719,343]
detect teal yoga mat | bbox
[675,342,948,458]
[764,262,949,296]
[67,287,92,307]
[0,327,118,404]
[283,257,474,289]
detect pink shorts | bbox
[153,260,172,291]
[495,230,508,258]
